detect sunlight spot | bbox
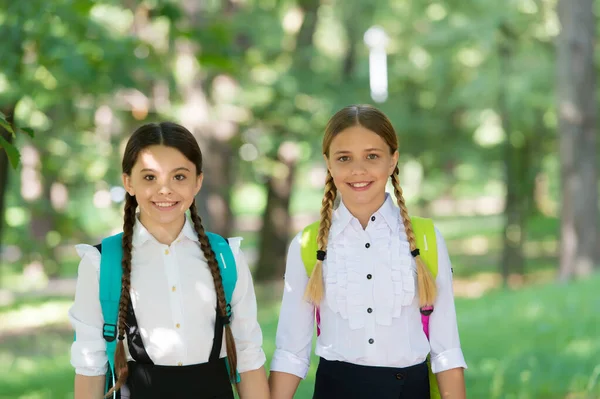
[5,207,29,227]
[240,143,259,162]
[93,190,112,208]
[147,328,180,358]
[457,47,484,68]
[409,46,431,70]
[50,182,69,211]
[282,6,303,34]
[0,301,70,332]
[426,3,447,21]
[564,339,596,357]
[518,0,538,14]
[460,235,490,255]
[474,109,504,147]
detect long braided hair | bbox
[304,105,437,308]
[106,122,236,396]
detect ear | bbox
[389,150,399,175]
[323,153,332,172]
[194,173,204,195]
[122,173,135,196]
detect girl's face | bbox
[122,145,203,234]
[325,125,398,213]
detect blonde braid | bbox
[105,194,136,397]
[304,171,337,305]
[391,167,437,306]
[189,202,238,382]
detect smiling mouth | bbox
[347,182,373,190]
[152,201,179,209]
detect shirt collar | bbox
[132,214,199,247]
[330,193,400,240]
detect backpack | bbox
[75,231,239,398]
[299,216,441,399]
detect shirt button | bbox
[165,249,169,255]
[368,338,374,344]
[176,323,180,328]
[367,307,373,313]
[172,286,176,292]
[365,243,370,248]
[395,372,404,380]
[178,362,183,366]
[371,216,376,221]
[367,274,372,280]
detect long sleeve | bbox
[428,228,468,373]
[270,232,315,379]
[228,238,267,373]
[68,244,108,376]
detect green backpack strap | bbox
[206,232,240,383]
[411,217,438,279]
[98,232,124,398]
[300,221,320,276]
[411,216,441,399]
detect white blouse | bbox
[270,194,467,379]
[69,216,266,377]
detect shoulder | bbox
[74,243,101,273]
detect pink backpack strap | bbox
[420,306,434,339]
[315,307,321,336]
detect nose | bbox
[350,160,367,175]
[158,181,173,195]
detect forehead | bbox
[329,125,390,152]
[133,145,195,172]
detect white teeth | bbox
[350,182,370,188]
[155,202,176,207]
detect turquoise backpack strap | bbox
[98,232,124,397]
[206,232,240,383]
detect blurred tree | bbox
[556,0,599,280]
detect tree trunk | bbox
[254,0,320,280]
[255,149,297,280]
[557,0,598,280]
[0,106,16,256]
[498,33,525,285]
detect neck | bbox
[344,194,387,230]
[138,213,186,246]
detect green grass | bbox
[1,274,600,398]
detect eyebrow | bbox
[333,148,385,155]
[140,167,191,173]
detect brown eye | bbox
[144,175,156,181]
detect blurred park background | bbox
[1,0,599,398]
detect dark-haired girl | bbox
[69,122,269,399]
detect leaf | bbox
[0,135,21,169]
[19,127,35,138]
[0,115,15,136]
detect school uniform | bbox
[270,194,467,399]
[69,216,266,398]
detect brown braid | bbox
[304,171,337,305]
[105,194,137,397]
[391,166,437,307]
[188,201,238,382]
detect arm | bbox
[228,240,268,399]
[74,374,105,399]
[69,245,110,397]
[238,366,270,399]
[429,229,467,398]
[436,368,466,399]
[268,233,315,399]
[269,371,302,399]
